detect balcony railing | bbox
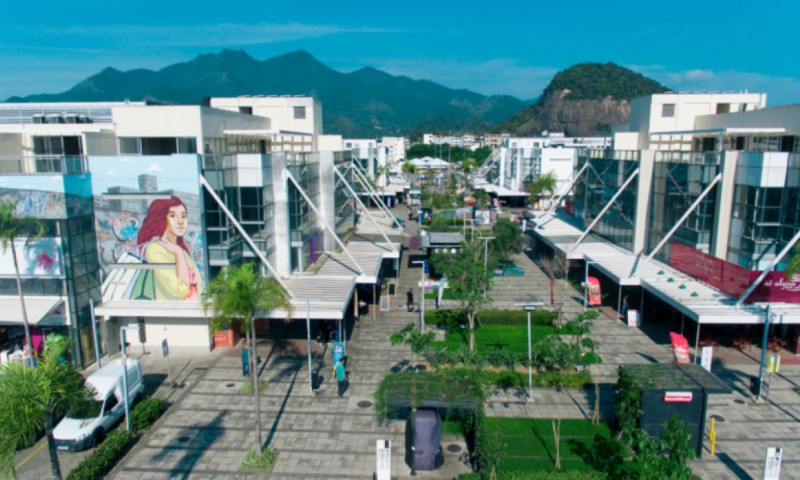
[585,148,641,161]
[0,155,88,174]
[654,151,721,165]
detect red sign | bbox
[664,391,693,403]
[669,242,751,297]
[747,271,800,303]
[564,201,576,216]
[670,332,690,364]
[587,276,602,305]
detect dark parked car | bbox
[405,408,443,471]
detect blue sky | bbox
[2,0,800,105]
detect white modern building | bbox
[0,100,401,365]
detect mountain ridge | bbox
[6,49,526,137]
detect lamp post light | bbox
[119,325,141,431]
[515,302,545,401]
[583,261,597,312]
[412,260,427,332]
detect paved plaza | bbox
[97,214,800,479]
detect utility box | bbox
[619,363,732,457]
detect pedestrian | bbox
[335,357,348,397]
[407,289,414,312]
[241,346,249,377]
[408,206,413,220]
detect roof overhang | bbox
[0,296,67,327]
[651,127,786,136]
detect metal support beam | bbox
[199,174,291,294]
[285,170,365,275]
[736,228,800,307]
[350,163,404,229]
[334,167,397,251]
[542,162,590,218]
[569,168,640,253]
[643,174,722,265]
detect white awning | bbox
[0,296,66,326]
[530,213,800,325]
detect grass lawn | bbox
[484,418,619,474]
[425,288,457,300]
[431,324,556,354]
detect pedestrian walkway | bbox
[108,211,800,479]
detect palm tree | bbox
[203,263,292,454]
[0,334,92,480]
[0,201,46,354]
[528,171,558,209]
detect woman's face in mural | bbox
[166,205,188,238]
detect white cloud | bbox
[626,64,800,106]
[14,22,400,49]
[147,164,163,173]
[107,171,118,177]
[120,157,136,163]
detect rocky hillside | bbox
[497,62,670,136]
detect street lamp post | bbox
[412,260,427,332]
[515,302,545,401]
[583,261,596,312]
[119,325,140,431]
[478,236,496,296]
[297,297,323,393]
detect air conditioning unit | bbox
[65,114,78,123]
[32,114,45,124]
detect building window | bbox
[239,106,253,115]
[662,104,676,117]
[119,138,141,155]
[293,106,306,119]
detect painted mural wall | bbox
[89,155,206,302]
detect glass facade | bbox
[578,151,639,250]
[287,153,321,272]
[334,156,357,238]
[648,152,720,263]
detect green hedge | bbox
[459,470,607,479]
[67,397,168,479]
[130,397,168,431]
[66,430,136,480]
[477,309,554,326]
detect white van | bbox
[53,358,144,451]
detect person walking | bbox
[335,357,348,397]
[407,289,414,312]
[241,346,249,377]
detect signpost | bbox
[701,346,713,372]
[162,339,174,386]
[764,447,782,480]
[765,354,780,401]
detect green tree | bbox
[203,263,292,455]
[434,240,492,352]
[786,241,800,281]
[0,335,92,480]
[527,171,558,207]
[0,201,46,353]
[402,161,416,174]
[490,217,524,263]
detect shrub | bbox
[459,471,606,479]
[239,446,278,472]
[130,397,168,432]
[66,430,136,480]
[240,379,268,394]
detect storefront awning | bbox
[0,296,66,327]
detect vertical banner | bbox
[587,276,602,306]
[670,332,691,364]
[701,346,713,372]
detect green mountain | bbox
[497,62,670,137]
[6,50,527,138]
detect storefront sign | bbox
[664,391,693,403]
[669,242,750,298]
[747,271,800,304]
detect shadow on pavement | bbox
[264,359,301,448]
[717,453,753,480]
[152,410,226,480]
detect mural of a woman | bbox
[137,196,203,300]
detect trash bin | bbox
[750,376,762,396]
[311,369,319,389]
